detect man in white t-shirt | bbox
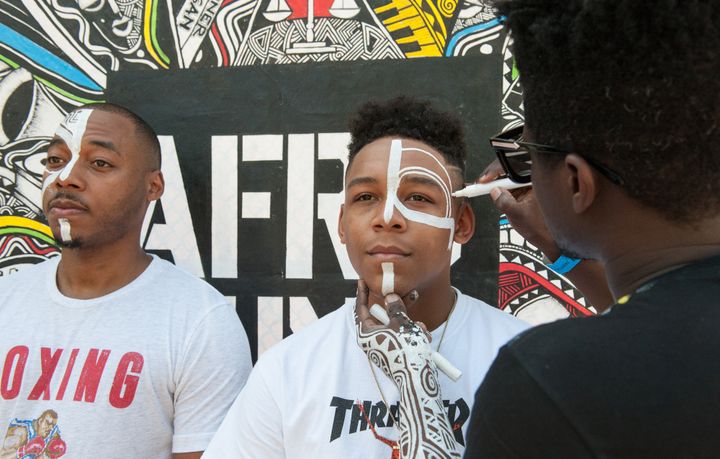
[204,97,529,458]
[0,104,252,459]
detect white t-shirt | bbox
[204,290,529,458]
[0,255,252,458]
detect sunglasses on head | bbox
[489,125,625,186]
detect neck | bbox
[56,238,151,299]
[368,280,455,331]
[601,218,720,300]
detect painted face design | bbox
[42,108,93,195]
[383,139,455,250]
[42,108,94,244]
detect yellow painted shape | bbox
[0,216,53,238]
[144,0,170,69]
[373,0,449,57]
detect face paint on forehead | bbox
[383,139,456,249]
[41,109,94,196]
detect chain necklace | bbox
[363,289,459,452]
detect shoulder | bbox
[500,312,614,385]
[0,258,57,296]
[147,257,227,308]
[458,292,531,335]
[259,302,350,363]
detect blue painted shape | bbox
[445,18,502,56]
[0,23,102,91]
[499,218,509,226]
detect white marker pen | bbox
[452,177,531,198]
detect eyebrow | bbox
[88,139,121,155]
[345,176,379,189]
[46,138,121,156]
[48,137,67,149]
[401,175,442,189]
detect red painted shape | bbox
[499,262,594,317]
[287,0,335,19]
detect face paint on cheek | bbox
[384,139,457,249]
[59,218,72,244]
[381,262,395,296]
[42,109,94,197]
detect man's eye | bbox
[46,156,64,167]
[355,193,375,202]
[93,159,111,168]
[407,194,431,203]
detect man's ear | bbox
[564,154,599,214]
[453,200,475,244]
[147,170,164,202]
[338,204,346,244]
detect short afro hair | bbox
[347,96,466,175]
[494,0,720,223]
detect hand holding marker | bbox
[452,177,531,198]
[369,263,463,382]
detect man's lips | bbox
[48,198,87,216]
[367,245,410,260]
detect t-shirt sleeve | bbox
[202,354,285,458]
[172,303,253,453]
[463,346,594,458]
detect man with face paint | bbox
[0,104,252,459]
[204,97,529,458]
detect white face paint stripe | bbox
[42,109,93,196]
[398,168,452,218]
[59,218,72,244]
[384,139,403,224]
[383,139,457,249]
[401,146,454,192]
[381,262,394,296]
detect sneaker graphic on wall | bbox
[0,410,67,459]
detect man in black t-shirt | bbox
[465,1,720,457]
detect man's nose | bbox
[53,158,85,190]
[373,197,407,231]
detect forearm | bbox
[395,362,461,458]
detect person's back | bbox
[465,1,720,456]
[470,255,720,457]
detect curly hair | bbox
[347,96,466,175]
[494,0,720,223]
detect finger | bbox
[490,187,520,215]
[385,293,408,317]
[403,290,419,310]
[477,160,505,183]
[415,321,433,342]
[355,279,372,324]
[385,293,413,329]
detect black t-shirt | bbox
[464,255,720,458]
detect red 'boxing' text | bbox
[0,346,143,409]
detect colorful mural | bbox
[0,0,590,356]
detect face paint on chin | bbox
[381,262,395,295]
[384,139,456,249]
[42,109,94,197]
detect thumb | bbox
[490,187,518,214]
